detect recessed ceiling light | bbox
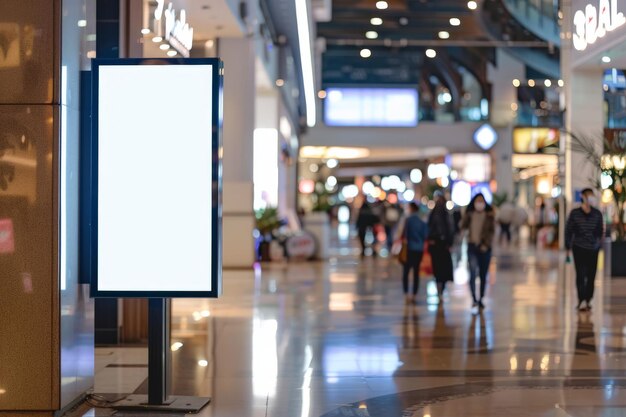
[159,43,170,50]
[77,20,87,27]
[371,17,383,25]
[558,79,564,87]
[512,79,520,87]
[544,79,552,87]
[467,1,478,10]
[276,78,285,87]
[360,48,372,58]
[376,1,388,9]
[166,50,177,57]
[366,30,379,39]
[602,55,611,63]
[318,90,327,99]
[449,18,461,26]
[141,28,150,35]
[528,79,536,87]
[152,36,163,43]
[438,31,450,39]
[399,17,409,25]
[425,49,437,58]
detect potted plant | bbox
[568,131,626,276]
[255,207,283,261]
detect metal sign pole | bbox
[111,297,210,412]
[148,298,171,405]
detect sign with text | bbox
[91,58,223,298]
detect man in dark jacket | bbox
[565,188,604,311]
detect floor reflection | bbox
[71,237,626,417]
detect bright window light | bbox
[295,0,317,127]
[254,128,279,210]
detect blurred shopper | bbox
[428,191,454,300]
[496,201,515,246]
[402,202,429,304]
[565,188,603,311]
[356,202,380,257]
[461,194,495,310]
[383,193,402,251]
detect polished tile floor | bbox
[69,232,626,417]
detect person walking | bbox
[428,191,454,300]
[461,193,495,310]
[402,202,429,304]
[565,188,604,311]
[356,201,380,257]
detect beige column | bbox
[219,37,257,268]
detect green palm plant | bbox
[568,131,626,241]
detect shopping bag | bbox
[420,241,433,276]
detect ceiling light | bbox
[360,48,372,58]
[425,49,437,58]
[512,79,521,87]
[159,43,170,50]
[152,36,163,43]
[449,18,461,26]
[602,55,611,63]
[366,30,379,39]
[296,0,317,127]
[141,28,150,35]
[276,78,285,87]
[528,79,536,87]
[376,1,388,9]
[77,20,87,27]
[558,79,564,87]
[371,17,383,25]
[438,31,450,39]
[318,90,327,99]
[166,50,177,57]
[544,79,552,87]
[399,17,409,25]
[467,1,478,10]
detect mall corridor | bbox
[68,236,626,417]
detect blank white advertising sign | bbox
[96,63,219,296]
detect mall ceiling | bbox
[316,0,558,87]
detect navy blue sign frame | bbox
[90,58,223,298]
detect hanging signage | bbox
[90,58,223,298]
[573,0,626,51]
[152,0,194,57]
[473,124,498,150]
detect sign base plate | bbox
[111,395,211,412]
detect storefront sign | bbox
[473,124,498,150]
[154,0,194,57]
[573,0,626,51]
[513,127,560,154]
[604,128,626,151]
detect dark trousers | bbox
[403,250,423,295]
[384,225,395,250]
[430,241,453,285]
[500,223,511,243]
[468,243,492,302]
[573,246,599,304]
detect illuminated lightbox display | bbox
[91,58,222,298]
[324,87,419,127]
